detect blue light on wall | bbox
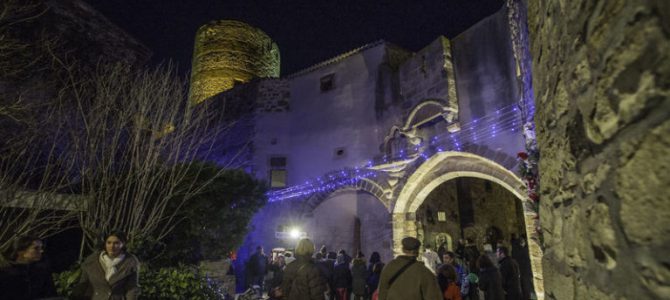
[266,104,523,202]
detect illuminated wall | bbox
[189,20,280,104]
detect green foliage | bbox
[140,265,227,300]
[156,163,267,266]
[55,264,227,299]
[53,266,81,298]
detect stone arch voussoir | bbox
[392,151,543,296]
[299,172,391,217]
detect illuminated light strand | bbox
[268,114,522,202]
[267,105,523,202]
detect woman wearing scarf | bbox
[76,230,140,300]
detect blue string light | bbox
[266,104,523,202]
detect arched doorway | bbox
[303,189,394,263]
[393,151,544,299]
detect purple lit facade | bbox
[205,6,530,291]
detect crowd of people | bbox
[245,241,385,300]
[0,231,532,300]
[247,234,533,300]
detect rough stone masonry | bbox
[528,0,670,299]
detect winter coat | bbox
[316,258,335,288]
[248,252,268,276]
[463,246,480,265]
[422,250,440,274]
[461,272,480,300]
[76,251,140,300]
[333,262,352,289]
[478,267,504,300]
[444,282,462,300]
[366,271,381,295]
[0,261,57,300]
[377,255,442,300]
[498,257,522,300]
[351,258,368,295]
[268,261,285,289]
[281,256,328,300]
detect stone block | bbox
[617,120,670,246]
[586,203,617,270]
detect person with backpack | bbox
[377,237,442,300]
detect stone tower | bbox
[189,20,280,104]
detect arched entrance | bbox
[302,188,393,263]
[393,151,544,299]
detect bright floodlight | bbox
[289,228,301,239]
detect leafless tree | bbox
[0,0,80,265]
[1,0,253,262]
[55,62,250,255]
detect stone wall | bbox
[256,79,290,112]
[189,20,280,104]
[397,37,456,114]
[528,0,670,299]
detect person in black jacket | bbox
[497,246,522,300]
[511,235,533,300]
[0,235,57,300]
[333,254,352,300]
[247,246,269,292]
[478,254,505,300]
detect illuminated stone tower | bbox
[189,20,280,104]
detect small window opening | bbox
[320,73,335,92]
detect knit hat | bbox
[401,237,421,251]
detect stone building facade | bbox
[195,4,541,293]
[527,0,670,299]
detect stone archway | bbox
[392,151,544,299]
[302,187,394,263]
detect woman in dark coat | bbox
[281,238,328,300]
[367,252,381,275]
[332,254,352,300]
[351,252,368,300]
[478,255,504,300]
[0,235,57,300]
[366,262,383,299]
[76,230,140,300]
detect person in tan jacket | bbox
[76,230,140,300]
[377,237,442,300]
[280,238,328,300]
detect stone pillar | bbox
[522,207,545,299]
[392,212,418,256]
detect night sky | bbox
[86,0,504,76]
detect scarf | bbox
[99,251,125,281]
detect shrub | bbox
[53,267,81,298]
[141,265,227,300]
[54,264,227,299]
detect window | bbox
[320,73,335,92]
[437,211,447,222]
[269,156,287,188]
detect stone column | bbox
[522,207,545,299]
[392,212,418,256]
